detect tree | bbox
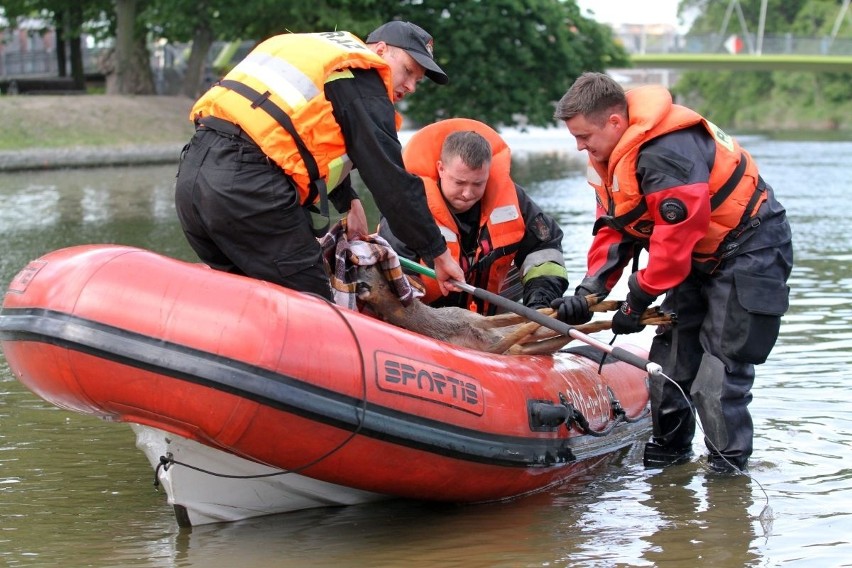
[139,0,625,127]
[107,0,155,94]
[365,0,629,127]
[675,0,852,130]
[145,0,388,99]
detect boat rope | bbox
[556,388,649,438]
[153,294,370,488]
[645,359,774,536]
[153,454,297,486]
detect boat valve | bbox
[528,393,584,431]
[529,401,572,429]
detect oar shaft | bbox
[398,257,661,375]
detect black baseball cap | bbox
[366,21,449,85]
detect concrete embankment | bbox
[0,144,185,171]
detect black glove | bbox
[611,274,657,335]
[550,294,592,325]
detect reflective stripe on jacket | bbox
[191,31,398,205]
[403,118,526,308]
[586,85,766,268]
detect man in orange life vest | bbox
[552,72,793,473]
[175,22,464,301]
[378,118,569,315]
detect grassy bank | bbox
[0,95,195,150]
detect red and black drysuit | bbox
[575,86,793,470]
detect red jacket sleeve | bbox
[636,183,710,296]
[585,202,640,295]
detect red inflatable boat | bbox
[0,245,651,526]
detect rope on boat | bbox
[555,388,649,438]
[152,293,369,489]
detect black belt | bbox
[195,115,256,145]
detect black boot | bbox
[707,453,748,474]
[643,440,693,468]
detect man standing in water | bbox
[550,72,793,473]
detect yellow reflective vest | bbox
[192,31,398,206]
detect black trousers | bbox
[647,191,793,464]
[174,128,333,300]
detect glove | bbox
[611,273,657,335]
[550,295,592,325]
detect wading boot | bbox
[707,454,748,474]
[643,440,693,468]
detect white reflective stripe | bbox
[489,204,520,224]
[326,154,353,190]
[520,249,565,276]
[233,59,307,109]
[586,164,602,185]
[438,225,458,243]
[232,53,320,110]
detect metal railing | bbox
[0,47,108,78]
[615,31,852,56]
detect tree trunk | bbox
[68,4,85,91]
[55,14,67,77]
[181,24,215,99]
[109,0,155,95]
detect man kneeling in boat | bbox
[379,118,569,315]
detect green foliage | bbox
[1,0,630,128]
[139,0,626,128]
[143,0,381,44]
[674,0,851,132]
[1,0,112,36]
[363,0,628,128]
[680,0,809,35]
[674,70,763,125]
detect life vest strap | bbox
[693,175,767,273]
[710,153,747,210]
[216,79,329,222]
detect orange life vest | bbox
[403,118,526,311]
[191,31,400,207]
[586,85,765,270]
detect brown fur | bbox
[353,264,672,355]
[354,265,506,351]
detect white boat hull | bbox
[131,424,389,526]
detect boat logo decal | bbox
[375,351,484,415]
[8,260,47,294]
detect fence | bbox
[615,32,852,56]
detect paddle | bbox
[398,256,663,376]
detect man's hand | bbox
[432,250,465,295]
[345,199,369,240]
[611,274,657,335]
[550,295,592,324]
[611,301,647,334]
